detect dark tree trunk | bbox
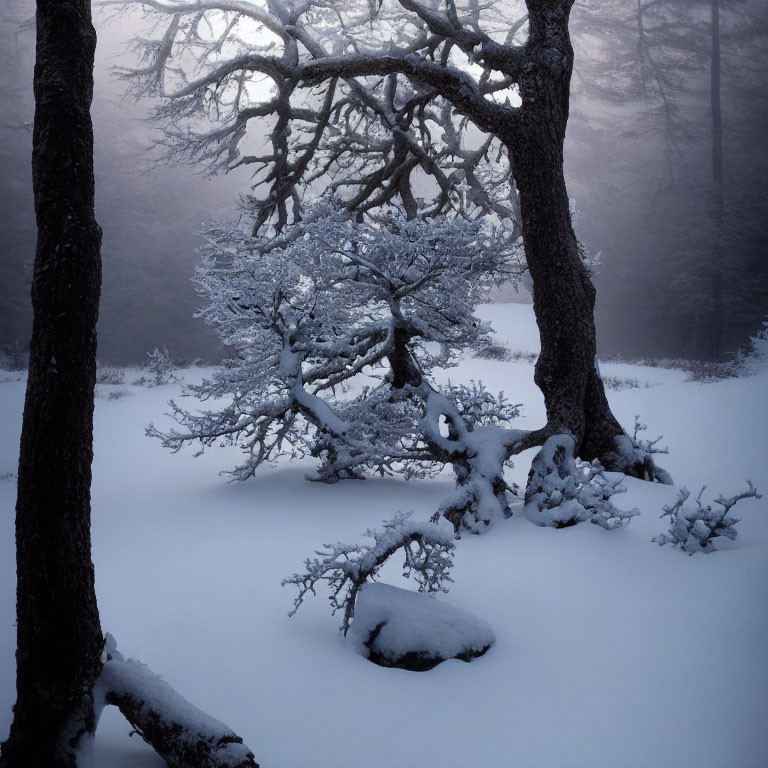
[0,4,262,764]
[500,0,630,471]
[710,0,724,209]
[707,0,725,361]
[0,1,104,766]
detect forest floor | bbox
[1,303,766,768]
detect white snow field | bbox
[1,303,766,768]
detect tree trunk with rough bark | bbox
[500,0,640,478]
[0,1,104,765]
[0,3,261,766]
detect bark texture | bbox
[0,1,104,766]
[499,0,632,472]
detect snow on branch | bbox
[133,346,179,387]
[631,414,669,456]
[440,380,522,430]
[282,512,455,634]
[417,384,525,532]
[107,0,529,237]
[96,634,258,768]
[653,481,762,555]
[602,416,673,486]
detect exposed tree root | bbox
[599,432,673,485]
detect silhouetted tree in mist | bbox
[571,0,768,361]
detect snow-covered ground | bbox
[1,303,766,768]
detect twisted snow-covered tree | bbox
[150,205,530,531]
[115,0,671,524]
[151,205,640,532]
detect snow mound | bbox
[348,583,494,671]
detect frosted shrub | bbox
[653,482,761,554]
[631,415,668,458]
[601,376,646,391]
[134,346,178,387]
[525,435,638,529]
[96,363,126,386]
[282,512,455,633]
[441,381,522,430]
[472,340,512,361]
[107,390,132,401]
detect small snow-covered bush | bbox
[525,435,638,530]
[630,415,668,457]
[653,482,761,555]
[134,346,178,387]
[106,389,132,401]
[601,376,648,391]
[472,341,538,364]
[441,381,522,430]
[96,364,126,386]
[471,339,513,361]
[282,512,455,633]
[506,349,539,364]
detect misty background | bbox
[1,0,766,365]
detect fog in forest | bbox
[1,0,766,365]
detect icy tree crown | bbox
[110,0,529,236]
[148,203,520,502]
[196,202,512,373]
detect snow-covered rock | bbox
[348,584,495,671]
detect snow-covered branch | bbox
[282,511,455,633]
[105,0,529,235]
[95,634,258,767]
